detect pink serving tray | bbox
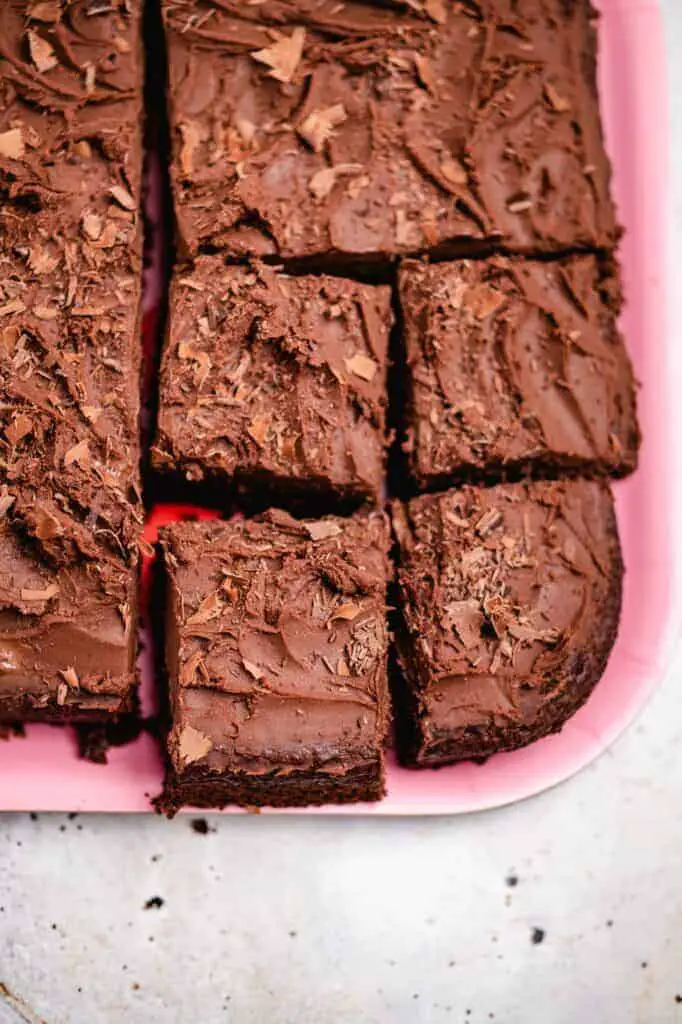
[0,0,677,815]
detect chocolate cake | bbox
[157,509,390,813]
[392,479,623,766]
[398,255,639,488]
[0,1,144,723]
[161,0,616,265]
[0,0,635,799]
[152,261,392,509]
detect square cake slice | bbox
[393,480,623,767]
[158,508,390,813]
[162,0,617,263]
[152,261,391,508]
[399,256,639,488]
[0,0,144,723]
[0,522,137,722]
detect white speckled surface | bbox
[1,4,681,1022]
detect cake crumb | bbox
[190,817,215,835]
[144,896,164,910]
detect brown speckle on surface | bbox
[143,897,164,911]
[190,818,215,835]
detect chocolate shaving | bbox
[331,603,363,622]
[440,157,468,187]
[337,657,350,677]
[298,104,347,153]
[242,659,264,680]
[424,0,446,23]
[475,508,503,538]
[0,490,16,517]
[465,284,505,320]
[0,128,25,160]
[59,667,79,688]
[414,54,437,94]
[305,521,342,542]
[309,164,362,201]
[28,247,58,274]
[177,725,213,766]
[344,353,377,382]
[20,583,59,602]
[83,62,96,94]
[179,122,202,176]
[186,591,223,626]
[0,299,27,317]
[248,415,270,447]
[27,29,58,73]
[34,508,62,540]
[251,27,306,84]
[109,185,136,212]
[445,600,484,649]
[81,213,103,241]
[544,82,571,113]
[6,414,33,446]
[64,439,90,468]
[28,2,62,23]
[507,197,533,214]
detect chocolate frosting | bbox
[399,254,639,485]
[160,509,390,779]
[153,260,392,502]
[0,1,143,718]
[162,0,617,262]
[1,1,143,216]
[393,479,623,764]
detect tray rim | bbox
[0,0,677,817]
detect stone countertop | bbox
[1,3,681,1022]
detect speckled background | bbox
[1,3,681,1022]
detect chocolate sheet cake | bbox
[152,261,392,509]
[392,479,623,767]
[161,0,617,265]
[0,1,144,722]
[158,509,390,812]
[399,255,639,489]
[0,0,636,802]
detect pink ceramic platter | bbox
[0,0,678,815]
